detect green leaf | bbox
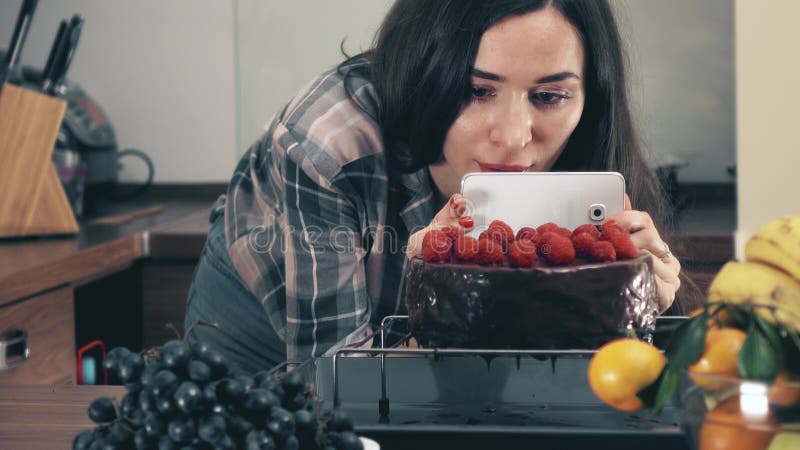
[754,315,783,354]
[664,313,708,368]
[738,322,779,382]
[637,366,679,416]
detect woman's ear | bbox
[624,193,632,210]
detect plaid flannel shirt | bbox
[211,60,438,362]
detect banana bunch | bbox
[708,215,800,331]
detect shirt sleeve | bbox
[281,141,373,362]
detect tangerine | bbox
[699,396,776,450]
[588,338,666,411]
[769,371,800,407]
[689,307,735,330]
[689,328,747,389]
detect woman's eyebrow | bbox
[536,71,581,83]
[471,68,503,81]
[471,68,581,84]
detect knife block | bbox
[0,83,78,238]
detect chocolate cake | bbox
[403,254,658,349]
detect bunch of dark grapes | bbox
[72,340,363,450]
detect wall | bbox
[0,0,237,183]
[735,0,800,257]
[235,0,393,149]
[616,0,735,183]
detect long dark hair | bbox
[340,0,701,312]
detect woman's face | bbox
[430,6,586,197]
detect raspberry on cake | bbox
[508,239,538,268]
[572,223,601,239]
[476,237,506,265]
[572,232,597,259]
[591,240,617,262]
[480,219,515,250]
[601,220,626,239]
[515,226,538,243]
[605,232,638,260]
[453,235,480,262]
[439,225,461,243]
[421,229,453,262]
[537,231,576,265]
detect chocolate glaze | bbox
[404,254,658,349]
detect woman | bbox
[185,0,686,373]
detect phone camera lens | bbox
[588,204,606,221]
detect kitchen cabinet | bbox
[0,287,75,384]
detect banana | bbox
[707,261,800,332]
[746,215,800,284]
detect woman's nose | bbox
[489,96,533,150]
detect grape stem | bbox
[182,320,220,342]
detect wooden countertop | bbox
[0,194,215,306]
[0,187,736,306]
[0,384,126,449]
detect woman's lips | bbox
[477,162,529,172]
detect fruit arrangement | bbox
[72,333,363,450]
[421,219,638,267]
[587,215,800,450]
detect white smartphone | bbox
[459,172,626,234]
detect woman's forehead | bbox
[475,7,585,80]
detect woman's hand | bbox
[406,193,474,259]
[609,195,681,313]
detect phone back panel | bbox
[460,172,626,234]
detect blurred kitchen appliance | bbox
[52,145,86,218]
[33,72,154,212]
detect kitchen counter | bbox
[0,192,215,306]
[0,384,125,450]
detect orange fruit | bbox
[689,328,748,389]
[699,396,776,450]
[769,371,800,407]
[689,307,734,330]
[588,338,666,411]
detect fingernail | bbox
[459,216,474,228]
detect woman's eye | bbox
[530,91,568,105]
[469,86,494,101]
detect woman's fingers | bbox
[609,208,681,311]
[406,194,474,258]
[654,272,680,313]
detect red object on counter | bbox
[76,339,107,385]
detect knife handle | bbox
[52,15,84,88]
[41,20,67,92]
[2,0,39,71]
